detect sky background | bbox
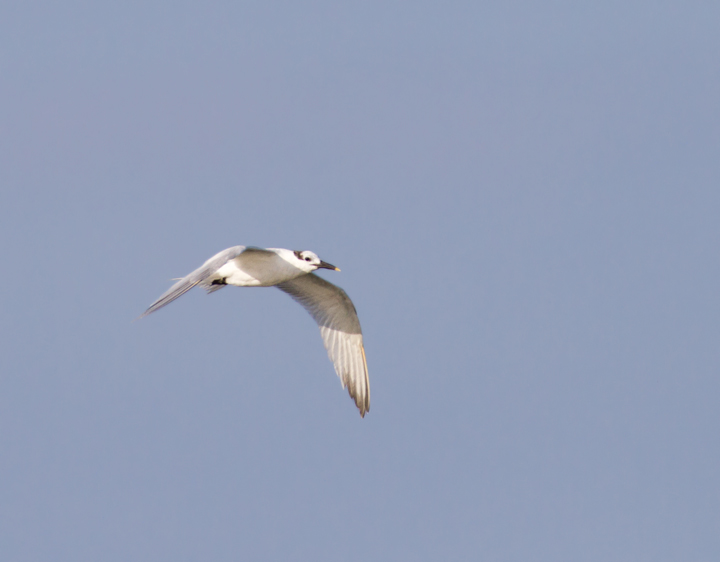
[1,2,719,561]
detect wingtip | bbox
[360,344,370,418]
[347,385,370,418]
[352,391,370,418]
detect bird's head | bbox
[293,250,340,273]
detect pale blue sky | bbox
[1,2,719,560]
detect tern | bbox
[140,246,370,417]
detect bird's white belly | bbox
[215,262,264,286]
[213,254,306,287]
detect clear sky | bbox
[1,2,719,560]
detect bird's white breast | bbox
[215,250,307,287]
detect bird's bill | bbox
[318,261,340,271]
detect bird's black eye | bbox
[305,257,311,261]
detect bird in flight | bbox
[140,246,370,417]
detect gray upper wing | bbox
[277,273,370,417]
[140,245,246,318]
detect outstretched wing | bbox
[277,274,370,417]
[140,245,246,318]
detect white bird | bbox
[140,246,370,417]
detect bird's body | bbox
[141,246,370,417]
[210,247,311,287]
